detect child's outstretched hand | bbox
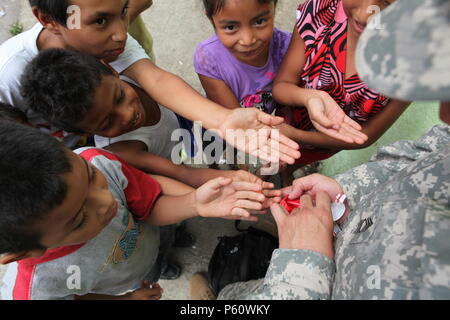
[126,281,163,300]
[196,177,267,221]
[221,169,282,205]
[305,91,368,144]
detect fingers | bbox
[288,177,314,199]
[234,191,265,203]
[256,111,285,126]
[230,207,251,218]
[232,181,262,192]
[261,181,275,189]
[234,199,263,211]
[270,203,288,227]
[343,115,363,131]
[313,121,365,144]
[262,188,282,198]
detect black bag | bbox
[207,222,278,296]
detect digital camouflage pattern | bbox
[219,124,450,300]
[219,0,450,300]
[356,0,450,101]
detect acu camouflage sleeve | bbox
[334,125,450,208]
[218,249,335,300]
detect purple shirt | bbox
[194,28,292,114]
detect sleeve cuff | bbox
[262,249,335,300]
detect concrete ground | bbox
[0,0,299,300]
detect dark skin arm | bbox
[104,140,279,188]
[198,74,241,110]
[273,24,411,150]
[128,0,153,23]
[278,99,411,151]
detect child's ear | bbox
[0,249,46,265]
[31,7,63,35]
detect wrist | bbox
[303,89,325,109]
[192,190,202,218]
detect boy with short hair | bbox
[0,121,267,300]
[0,0,301,162]
[21,48,281,189]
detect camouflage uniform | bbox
[219,0,450,300]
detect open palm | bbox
[218,108,301,164]
[196,177,266,221]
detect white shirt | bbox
[94,103,180,161]
[0,23,148,147]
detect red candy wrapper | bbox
[279,195,300,213]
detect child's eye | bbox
[122,6,129,16]
[255,18,267,26]
[223,25,237,32]
[95,18,107,26]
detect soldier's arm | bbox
[334,125,450,208]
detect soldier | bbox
[191,0,450,300]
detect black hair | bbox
[21,48,114,133]
[0,121,72,254]
[28,0,71,26]
[203,0,278,19]
[0,102,29,124]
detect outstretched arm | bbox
[279,99,411,150]
[122,59,301,164]
[273,26,366,144]
[145,178,267,226]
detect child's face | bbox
[35,150,118,249]
[343,0,395,36]
[55,0,129,62]
[211,0,275,67]
[75,75,146,137]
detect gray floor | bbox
[0,0,300,300]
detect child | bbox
[195,0,295,172]
[195,0,290,115]
[0,121,268,300]
[21,48,283,191]
[0,0,302,163]
[272,0,411,165]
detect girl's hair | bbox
[202,0,278,19]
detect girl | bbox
[195,0,298,173]
[273,0,411,165]
[194,0,290,115]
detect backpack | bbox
[207,221,279,296]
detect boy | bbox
[0,121,267,300]
[0,0,301,163]
[21,48,283,189]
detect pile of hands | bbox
[196,171,348,262]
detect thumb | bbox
[271,203,288,228]
[257,111,285,126]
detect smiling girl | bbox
[194,0,291,115]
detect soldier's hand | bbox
[271,192,334,260]
[282,173,344,201]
